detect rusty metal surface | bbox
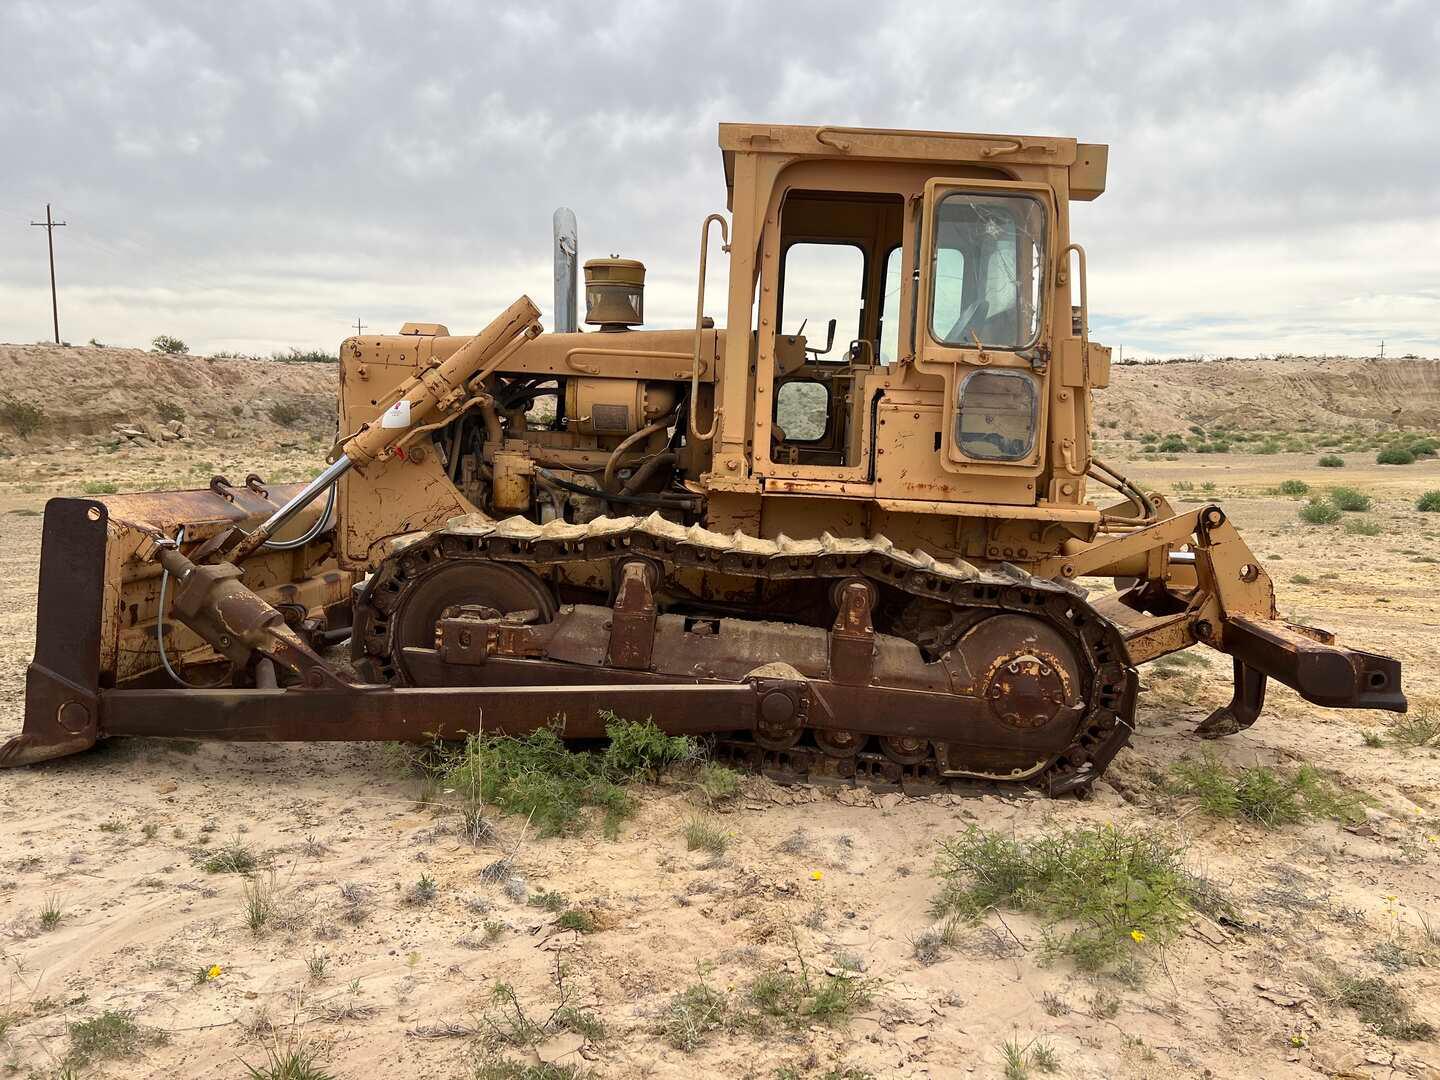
[1220,614,1405,713]
[0,499,108,766]
[98,682,760,742]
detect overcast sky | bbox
[1,0,1436,359]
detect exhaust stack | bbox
[553,207,578,333]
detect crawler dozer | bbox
[2,124,1406,793]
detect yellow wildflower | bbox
[207,964,222,980]
[1130,929,1146,943]
[810,870,824,881]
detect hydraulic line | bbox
[535,467,700,511]
[156,526,230,689]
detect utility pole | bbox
[1379,339,1385,359]
[30,204,66,344]
[354,316,366,336]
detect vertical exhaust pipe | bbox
[553,207,578,334]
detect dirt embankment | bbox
[0,344,337,446]
[1104,357,1440,434]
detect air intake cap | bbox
[583,256,645,331]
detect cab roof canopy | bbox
[718,122,1108,204]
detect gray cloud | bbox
[1,0,1437,357]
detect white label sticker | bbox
[381,400,412,428]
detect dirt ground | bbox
[1,414,1438,1078]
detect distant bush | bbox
[1255,439,1282,455]
[1343,518,1382,536]
[81,481,118,495]
[155,400,186,423]
[0,396,45,437]
[1416,490,1440,513]
[1407,436,1439,458]
[273,347,338,364]
[1298,498,1341,525]
[1377,446,1415,465]
[1317,454,1345,468]
[1277,479,1309,496]
[152,335,189,355]
[267,401,307,427]
[1156,434,1188,453]
[1139,432,1159,444]
[1329,486,1372,512]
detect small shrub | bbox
[152,335,189,355]
[268,401,307,427]
[1329,486,1372,511]
[1168,751,1364,826]
[695,762,741,802]
[1387,707,1440,749]
[66,1009,168,1067]
[684,815,730,856]
[601,715,697,776]
[1377,446,1415,465]
[81,480,118,495]
[930,824,1193,972]
[1334,975,1435,1040]
[660,981,730,1051]
[1156,434,1187,453]
[203,837,259,874]
[554,908,596,933]
[242,873,278,933]
[1298,498,1341,525]
[1317,454,1345,468]
[406,873,438,905]
[40,893,64,930]
[0,396,45,437]
[1342,517,1381,536]
[1361,730,1384,747]
[1277,479,1309,496]
[1416,490,1440,512]
[243,1043,337,1080]
[155,400,187,423]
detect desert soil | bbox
[0,349,1437,1079]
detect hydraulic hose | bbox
[602,411,679,493]
[156,526,229,689]
[535,467,699,511]
[259,478,338,551]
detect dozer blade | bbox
[1,488,355,767]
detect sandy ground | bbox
[1,444,1438,1078]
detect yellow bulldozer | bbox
[1,123,1405,794]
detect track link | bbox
[355,511,1139,795]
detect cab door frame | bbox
[914,177,1058,498]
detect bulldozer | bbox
[1,123,1406,793]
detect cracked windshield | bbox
[930,193,1045,350]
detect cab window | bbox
[955,370,1036,461]
[930,193,1046,350]
[877,245,901,365]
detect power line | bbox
[29,203,66,343]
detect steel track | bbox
[354,511,1139,795]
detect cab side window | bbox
[779,243,864,361]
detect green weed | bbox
[243,1043,337,1079]
[930,824,1194,973]
[1343,517,1382,536]
[1298,498,1341,525]
[1416,490,1440,512]
[1387,706,1440,749]
[1167,751,1365,826]
[66,1009,168,1067]
[203,837,259,874]
[81,480,118,494]
[1317,454,1345,468]
[1277,479,1309,496]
